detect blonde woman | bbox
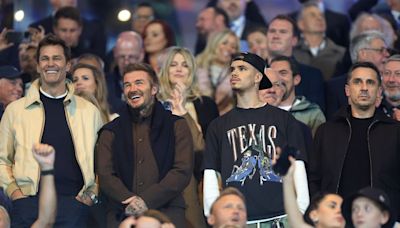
[196,29,239,115]
[158,46,219,228]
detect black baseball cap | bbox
[0,65,22,80]
[231,52,272,90]
[342,187,396,228]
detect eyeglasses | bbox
[382,70,400,78]
[363,47,388,54]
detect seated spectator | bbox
[0,65,23,119]
[76,53,105,71]
[195,6,229,54]
[207,187,247,228]
[294,2,346,81]
[142,20,176,71]
[196,29,239,114]
[71,63,118,123]
[131,2,155,35]
[246,27,269,61]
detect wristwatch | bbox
[85,191,99,205]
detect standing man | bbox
[0,34,103,227]
[0,65,23,119]
[96,63,193,227]
[310,61,400,221]
[203,53,309,226]
[271,56,326,135]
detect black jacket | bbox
[309,106,400,220]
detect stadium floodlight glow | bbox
[15,10,24,22]
[118,9,131,22]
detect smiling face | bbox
[207,194,247,228]
[37,44,70,90]
[215,34,238,65]
[72,67,96,95]
[0,78,23,106]
[382,60,400,102]
[247,31,268,60]
[351,197,389,228]
[258,68,285,106]
[123,70,157,110]
[168,53,190,86]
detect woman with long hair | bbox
[196,29,239,114]
[72,63,118,123]
[158,46,219,228]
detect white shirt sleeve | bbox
[293,160,310,213]
[203,169,220,217]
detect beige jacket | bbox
[0,79,103,198]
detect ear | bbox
[380,210,390,225]
[151,84,158,96]
[294,74,301,86]
[297,19,304,32]
[291,35,298,47]
[309,210,319,224]
[207,214,215,226]
[255,71,262,85]
[345,83,350,97]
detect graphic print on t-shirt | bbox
[225,124,281,186]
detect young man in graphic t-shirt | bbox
[203,52,309,227]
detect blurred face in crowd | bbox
[267,19,298,57]
[351,197,389,228]
[0,78,23,107]
[271,60,300,102]
[358,38,389,72]
[382,60,400,103]
[123,70,157,111]
[168,53,190,86]
[207,194,247,228]
[345,66,382,112]
[131,6,154,34]
[309,194,345,228]
[298,5,326,34]
[358,16,382,34]
[37,44,70,89]
[114,33,144,74]
[218,0,246,21]
[215,34,238,65]
[247,31,269,60]
[19,46,37,76]
[53,18,82,48]
[196,7,216,36]
[72,67,96,95]
[144,23,168,54]
[50,0,77,10]
[259,68,285,106]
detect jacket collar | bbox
[334,105,396,124]
[24,79,75,108]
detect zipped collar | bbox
[333,106,396,124]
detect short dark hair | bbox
[123,63,159,87]
[210,187,246,215]
[269,14,300,38]
[271,55,300,77]
[36,34,71,62]
[246,26,268,40]
[54,6,83,27]
[211,6,230,28]
[347,61,381,85]
[304,192,338,225]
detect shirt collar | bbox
[39,87,68,99]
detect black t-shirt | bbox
[204,104,306,220]
[338,116,373,198]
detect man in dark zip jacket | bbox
[309,62,400,222]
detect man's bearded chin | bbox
[384,90,400,102]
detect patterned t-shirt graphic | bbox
[226,125,281,186]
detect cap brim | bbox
[259,74,272,90]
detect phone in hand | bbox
[6,31,29,44]
[273,146,299,176]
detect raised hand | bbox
[32,143,55,171]
[168,81,188,116]
[0,28,14,51]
